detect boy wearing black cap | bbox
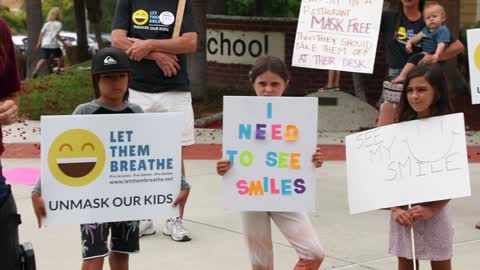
[32,47,143,270]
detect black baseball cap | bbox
[91,47,130,75]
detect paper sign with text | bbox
[222,96,318,212]
[346,113,471,214]
[292,0,383,73]
[467,29,480,104]
[41,113,182,225]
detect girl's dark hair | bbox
[92,73,131,101]
[249,56,289,83]
[396,64,453,122]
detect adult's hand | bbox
[0,99,18,125]
[150,52,180,77]
[418,53,434,64]
[126,38,153,61]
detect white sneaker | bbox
[163,217,192,242]
[139,219,156,237]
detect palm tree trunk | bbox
[25,0,43,78]
[188,0,208,99]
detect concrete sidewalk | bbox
[6,158,480,270]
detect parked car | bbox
[21,31,99,55]
[12,34,27,54]
[89,33,112,47]
[61,31,99,54]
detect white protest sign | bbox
[41,113,182,225]
[292,0,383,73]
[467,29,480,104]
[346,113,471,214]
[222,96,318,212]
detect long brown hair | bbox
[396,64,453,122]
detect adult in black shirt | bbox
[377,0,464,127]
[111,0,198,242]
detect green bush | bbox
[20,62,94,120]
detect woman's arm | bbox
[420,40,465,64]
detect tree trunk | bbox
[188,0,208,100]
[255,0,264,16]
[85,0,104,49]
[25,0,43,79]
[74,0,90,62]
[207,0,224,14]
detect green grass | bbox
[20,62,251,120]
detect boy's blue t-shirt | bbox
[421,25,451,54]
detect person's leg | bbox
[128,89,159,237]
[33,59,47,77]
[0,186,22,270]
[81,258,105,270]
[391,63,415,84]
[334,70,341,88]
[271,212,324,270]
[109,253,129,270]
[377,103,396,127]
[327,70,335,87]
[56,57,64,74]
[80,223,110,270]
[178,158,190,219]
[109,221,139,270]
[158,91,194,241]
[397,257,419,270]
[430,259,452,270]
[241,212,274,270]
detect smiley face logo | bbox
[396,27,407,40]
[132,9,149,26]
[48,129,106,187]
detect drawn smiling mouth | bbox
[135,17,146,23]
[57,157,97,178]
[403,131,459,162]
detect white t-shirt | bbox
[41,21,62,49]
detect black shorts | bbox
[80,221,139,259]
[0,186,22,270]
[407,52,426,65]
[40,48,63,60]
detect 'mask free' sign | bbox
[292,0,383,73]
[346,113,471,214]
[222,96,318,212]
[41,113,182,225]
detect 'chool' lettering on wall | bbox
[222,96,318,212]
[292,0,383,73]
